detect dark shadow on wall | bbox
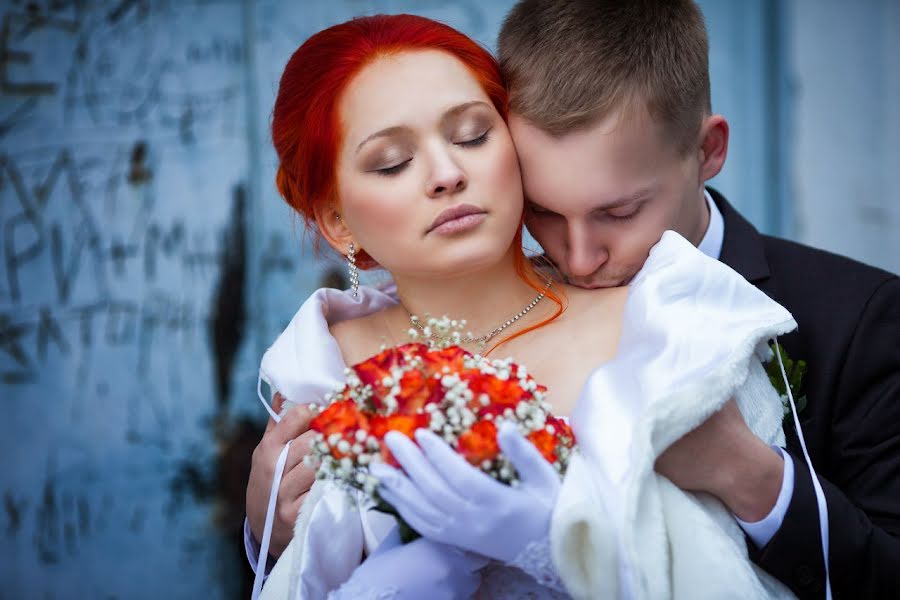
[211,183,247,410]
[170,182,259,597]
[217,417,266,598]
[174,187,361,597]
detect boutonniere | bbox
[765,341,808,422]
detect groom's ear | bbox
[315,203,356,256]
[697,114,729,183]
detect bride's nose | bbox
[426,150,467,198]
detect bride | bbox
[254,14,798,600]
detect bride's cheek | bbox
[347,190,406,232]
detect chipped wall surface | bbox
[1,1,896,599]
[1,1,252,598]
[0,1,517,598]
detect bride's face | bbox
[334,50,524,279]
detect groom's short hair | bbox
[498,0,711,154]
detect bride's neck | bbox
[391,248,545,338]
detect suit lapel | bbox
[710,189,808,457]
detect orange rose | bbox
[457,420,500,465]
[353,345,410,388]
[369,413,429,466]
[394,368,442,415]
[465,373,528,414]
[527,428,558,464]
[310,399,368,437]
[424,345,470,374]
[369,413,429,439]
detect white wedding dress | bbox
[257,232,799,599]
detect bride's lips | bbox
[427,204,487,235]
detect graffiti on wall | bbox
[0,1,511,597]
[0,1,254,597]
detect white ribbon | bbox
[251,375,291,600]
[773,336,831,600]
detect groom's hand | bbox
[246,393,317,558]
[654,399,785,522]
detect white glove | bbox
[328,526,488,600]
[371,422,561,564]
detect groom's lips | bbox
[566,276,631,289]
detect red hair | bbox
[271,14,564,352]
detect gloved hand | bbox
[328,526,488,600]
[371,422,561,564]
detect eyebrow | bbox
[590,190,652,212]
[355,126,409,154]
[527,189,652,214]
[354,100,491,154]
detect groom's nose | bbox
[564,225,608,278]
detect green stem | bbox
[370,499,422,544]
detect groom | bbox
[246,1,900,597]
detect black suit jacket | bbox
[711,188,900,599]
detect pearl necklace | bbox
[408,279,553,348]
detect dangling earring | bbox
[347,242,359,298]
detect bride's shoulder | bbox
[329,306,402,365]
[559,283,630,319]
[329,312,376,343]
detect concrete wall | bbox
[1,2,250,598]
[790,0,900,274]
[0,1,517,598]
[0,1,896,598]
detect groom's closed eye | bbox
[602,201,645,221]
[526,202,558,217]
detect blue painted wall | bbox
[0,1,896,598]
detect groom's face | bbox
[510,108,710,289]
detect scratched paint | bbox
[1,1,252,598]
[0,1,516,598]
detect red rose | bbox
[547,415,574,442]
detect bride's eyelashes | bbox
[456,128,491,148]
[374,159,411,176]
[371,129,492,177]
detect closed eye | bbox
[526,203,557,217]
[457,129,490,148]
[605,203,644,221]
[375,159,411,176]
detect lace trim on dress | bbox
[508,538,567,593]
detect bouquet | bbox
[305,317,575,540]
